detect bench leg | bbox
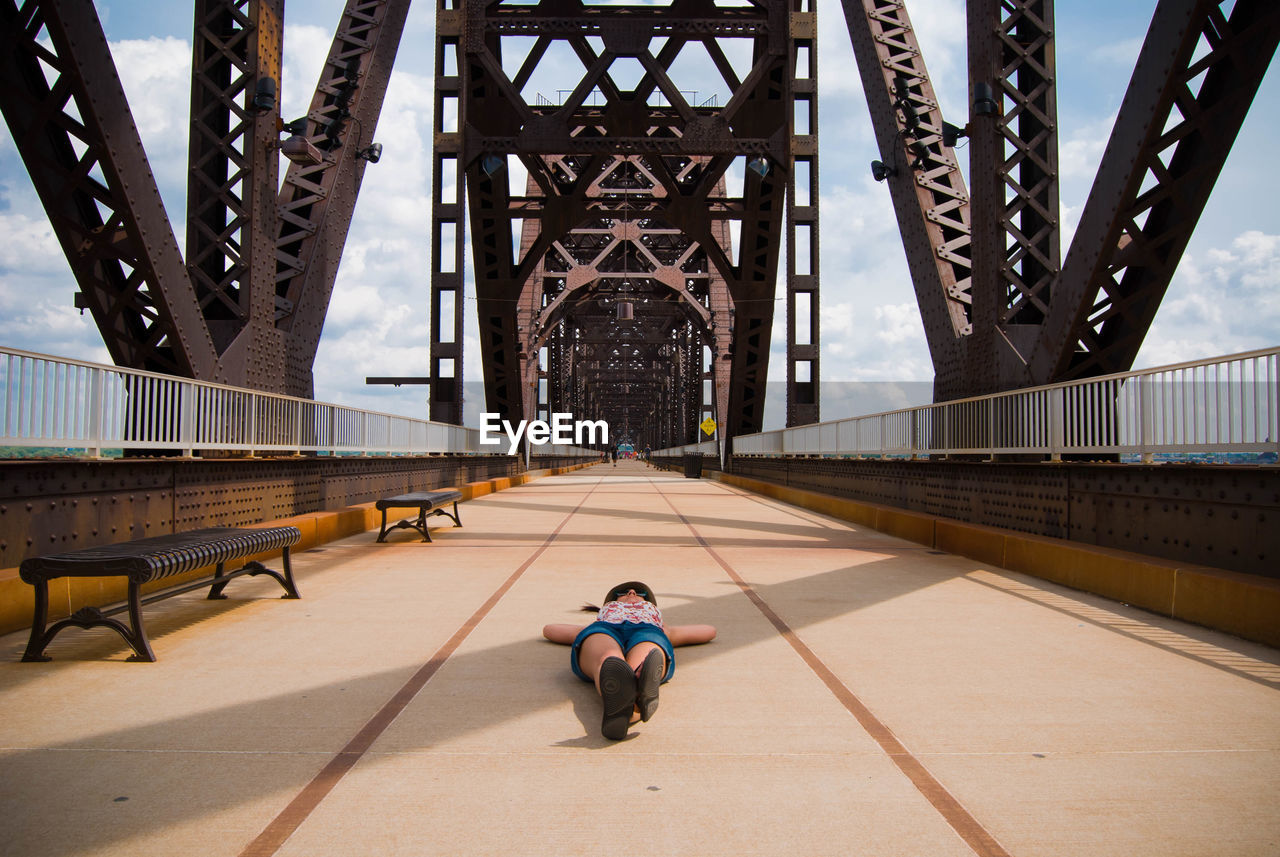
[207,551,300,600]
[380,509,432,542]
[416,507,433,543]
[23,579,155,662]
[123,580,157,662]
[208,560,230,599]
[21,579,52,662]
[434,501,462,529]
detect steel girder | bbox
[1032,0,1280,383]
[516,157,734,449]
[432,0,816,442]
[839,0,973,398]
[967,0,1060,393]
[844,0,1277,400]
[0,0,219,378]
[186,0,285,388]
[428,5,466,425]
[272,0,411,396]
[787,9,819,427]
[1,0,409,398]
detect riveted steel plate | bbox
[0,456,528,570]
[728,458,1279,578]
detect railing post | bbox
[1049,386,1064,461]
[180,381,195,457]
[1271,353,1280,458]
[88,365,104,458]
[249,393,258,457]
[1140,375,1154,463]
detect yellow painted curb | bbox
[1173,566,1280,649]
[711,469,1276,649]
[935,519,1007,568]
[875,507,936,546]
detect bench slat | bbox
[18,526,302,662]
[375,490,463,511]
[20,527,301,584]
[374,492,463,543]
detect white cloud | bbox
[1059,112,1117,184]
[110,37,191,207]
[1138,230,1280,368]
[0,212,63,274]
[1089,36,1144,69]
[281,25,336,122]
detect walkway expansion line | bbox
[654,479,1013,857]
[238,478,603,857]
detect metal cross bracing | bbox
[0,0,408,397]
[842,0,1278,402]
[1032,0,1280,384]
[512,156,734,450]
[2,0,1275,446]
[431,0,818,445]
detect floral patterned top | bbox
[597,599,664,628]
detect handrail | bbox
[0,346,595,458]
[659,347,1280,461]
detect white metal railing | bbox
[0,347,596,458]
[656,439,720,457]
[664,347,1280,462]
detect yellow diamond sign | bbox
[700,417,717,436]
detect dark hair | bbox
[578,582,658,612]
[604,581,657,606]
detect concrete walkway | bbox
[1,461,1277,857]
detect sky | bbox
[0,0,1276,428]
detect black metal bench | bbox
[19,526,301,662]
[375,490,463,542]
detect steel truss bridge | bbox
[1,0,1277,452]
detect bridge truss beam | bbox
[0,0,219,379]
[1034,0,1280,383]
[432,0,819,444]
[843,0,1277,400]
[0,0,410,398]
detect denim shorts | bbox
[571,621,675,683]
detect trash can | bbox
[683,453,703,478]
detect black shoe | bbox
[635,649,663,722]
[598,656,637,740]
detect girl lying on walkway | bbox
[542,581,717,740]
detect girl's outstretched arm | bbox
[666,624,717,646]
[542,624,585,645]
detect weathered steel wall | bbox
[0,455,586,570]
[711,457,1279,579]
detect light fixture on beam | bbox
[253,77,276,113]
[972,82,1000,117]
[357,142,383,163]
[907,140,930,169]
[942,121,969,147]
[746,155,770,177]
[282,135,323,166]
[280,117,323,166]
